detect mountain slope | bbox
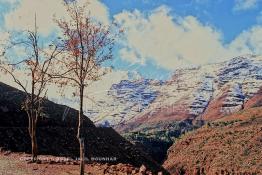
[114,55,261,128]
[0,82,166,174]
[163,106,262,175]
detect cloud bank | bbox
[2,0,262,71]
[115,6,262,70]
[3,0,109,36]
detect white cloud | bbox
[233,0,260,11]
[3,0,109,36]
[119,48,143,64]
[2,0,262,72]
[229,26,262,54]
[115,6,259,70]
[114,6,262,70]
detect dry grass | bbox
[163,107,262,175]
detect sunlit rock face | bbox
[90,55,261,127]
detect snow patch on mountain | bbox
[91,55,262,126]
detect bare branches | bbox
[8,59,29,66]
[52,3,119,174]
[0,65,29,95]
[54,3,117,90]
[49,73,81,86]
[0,15,63,162]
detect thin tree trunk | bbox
[31,119,38,162]
[28,117,32,138]
[30,77,38,162]
[78,86,85,175]
[28,116,38,162]
[79,138,85,175]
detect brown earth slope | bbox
[163,107,262,175]
[245,87,262,109]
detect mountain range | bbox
[87,54,262,163]
[93,54,261,127]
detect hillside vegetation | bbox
[163,107,262,175]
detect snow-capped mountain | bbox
[90,54,262,128]
[91,79,159,126]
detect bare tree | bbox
[52,2,118,174]
[0,17,61,162]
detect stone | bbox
[139,164,147,174]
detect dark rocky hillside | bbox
[0,82,167,174]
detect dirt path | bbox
[0,152,145,175]
[0,152,79,175]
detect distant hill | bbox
[0,82,166,174]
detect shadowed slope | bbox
[0,82,167,174]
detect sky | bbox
[0,0,262,80]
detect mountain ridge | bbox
[92,54,261,127]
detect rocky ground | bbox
[0,151,157,175]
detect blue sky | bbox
[102,0,261,43]
[103,0,262,79]
[0,0,261,80]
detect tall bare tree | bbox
[52,1,118,174]
[0,18,61,162]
